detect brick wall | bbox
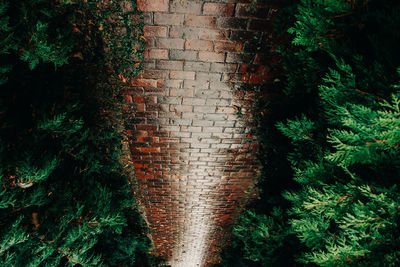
[123,0,281,266]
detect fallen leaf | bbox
[32,212,40,230]
[73,52,84,60]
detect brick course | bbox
[125,0,283,266]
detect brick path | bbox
[123,0,279,265]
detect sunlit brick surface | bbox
[123,0,281,265]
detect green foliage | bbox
[221,0,400,266]
[0,0,154,266]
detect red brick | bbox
[135,103,145,112]
[141,147,161,153]
[203,3,235,16]
[145,49,168,59]
[198,51,225,62]
[133,96,145,103]
[215,41,243,53]
[170,71,196,80]
[137,0,168,12]
[124,95,133,103]
[185,40,213,51]
[249,74,271,84]
[131,78,158,87]
[144,25,167,37]
[185,15,216,28]
[154,13,185,25]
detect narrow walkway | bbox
[124,0,277,265]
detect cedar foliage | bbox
[0,0,156,266]
[220,0,400,266]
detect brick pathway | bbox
[123,0,279,266]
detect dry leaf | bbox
[73,52,84,60]
[32,212,40,230]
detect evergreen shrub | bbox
[220,0,400,266]
[0,0,155,266]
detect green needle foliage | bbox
[0,0,155,266]
[220,0,400,266]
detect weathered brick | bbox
[203,3,235,16]
[202,127,223,133]
[170,71,196,80]
[142,69,169,79]
[225,53,254,63]
[156,38,185,49]
[216,106,236,114]
[154,13,185,26]
[158,96,182,104]
[127,0,271,262]
[170,118,192,126]
[210,63,238,73]
[183,80,209,89]
[142,13,153,24]
[194,105,216,113]
[192,119,214,127]
[196,72,222,81]
[218,17,248,29]
[182,112,204,119]
[183,61,211,72]
[209,81,232,91]
[145,49,169,59]
[215,41,243,53]
[170,49,198,61]
[199,51,225,62]
[222,73,249,82]
[230,30,262,42]
[170,104,193,113]
[205,98,230,106]
[185,15,216,28]
[204,114,229,121]
[144,25,167,37]
[199,29,229,40]
[185,40,214,51]
[169,26,199,39]
[157,60,184,70]
[194,89,219,98]
[158,79,183,88]
[137,0,168,12]
[182,97,206,105]
[131,78,158,87]
[170,0,202,14]
[170,88,194,97]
